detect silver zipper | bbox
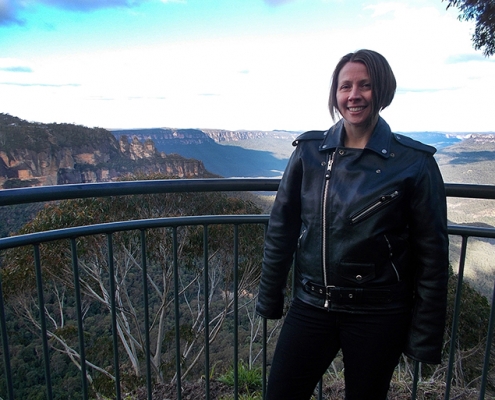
[350,190,399,224]
[322,151,335,308]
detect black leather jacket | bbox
[256,117,449,364]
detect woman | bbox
[256,49,449,400]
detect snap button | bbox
[390,153,395,157]
[376,169,381,174]
[356,275,362,281]
[339,149,345,155]
[321,161,326,166]
[381,149,387,154]
[348,294,353,299]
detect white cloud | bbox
[0,0,493,132]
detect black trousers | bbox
[266,297,410,400]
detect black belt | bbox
[303,280,393,305]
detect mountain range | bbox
[112,127,480,178]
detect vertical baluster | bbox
[106,233,121,399]
[262,317,267,400]
[478,275,495,399]
[70,237,89,399]
[0,261,14,400]
[204,224,210,400]
[140,230,153,400]
[33,244,54,400]
[172,226,183,400]
[445,235,469,400]
[261,222,268,400]
[411,360,420,400]
[233,224,239,400]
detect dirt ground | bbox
[127,379,483,400]
[130,380,234,400]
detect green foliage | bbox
[0,113,119,154]
[441,266,492,387]
[444,0,495,56]
[0,202,44,238]
[0,174,265,399]
[217,361,263,394]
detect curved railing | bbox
[0,179,494,400]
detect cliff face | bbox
[113,127,282,145]
[0,114,210,189]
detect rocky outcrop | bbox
[0,114,211,189]
[202,129,268,142]
[113,127,297,145]
[115,128,215,146]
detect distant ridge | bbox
[112,127,299,178]
[112,127,485,178]
[0,114,213,189]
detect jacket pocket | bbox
[350,190,400,224]
[337,261,375,285]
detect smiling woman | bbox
[256,49,450,400]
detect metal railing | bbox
[0,179,494,400]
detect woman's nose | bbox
[348,86,361,101]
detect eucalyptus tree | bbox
[444,0,495,56]
[1,175,266,395]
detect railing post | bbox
[140,230,153,400]
[106,234,122,400]
[262,317,267,400]
[33,244,54,400]
[203,225,211,400]
[411,360,420,400]
[172,226,183,400]
[233,224,239,400]
[70,238,89,399]
[0,259,14,400]
[478,276,495,399]
[445,235,469,400]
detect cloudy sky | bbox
[0,0,493,133]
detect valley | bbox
[1,114,494,299]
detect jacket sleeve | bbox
[404,154,449,364]
[256,148,303,319]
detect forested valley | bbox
[0,177,493,399]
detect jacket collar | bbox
[319,117,393,159]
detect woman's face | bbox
[336,61,373,130]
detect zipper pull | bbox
[325,152,335,180]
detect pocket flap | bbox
[337,261,375,284]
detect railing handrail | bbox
[0,214,269,250]
[0,178,281,206]
[1,179,495,207]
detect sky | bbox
[0,0,494,133]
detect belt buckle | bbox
[324,285,336,308]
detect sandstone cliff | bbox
[0,114,211,189]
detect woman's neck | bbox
[343,116,378,149]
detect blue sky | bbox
[0,0,494,132]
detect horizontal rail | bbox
[0,178,281,206]
[1,219,491,252]
[1,180,495,207]
[0,214,269,251]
